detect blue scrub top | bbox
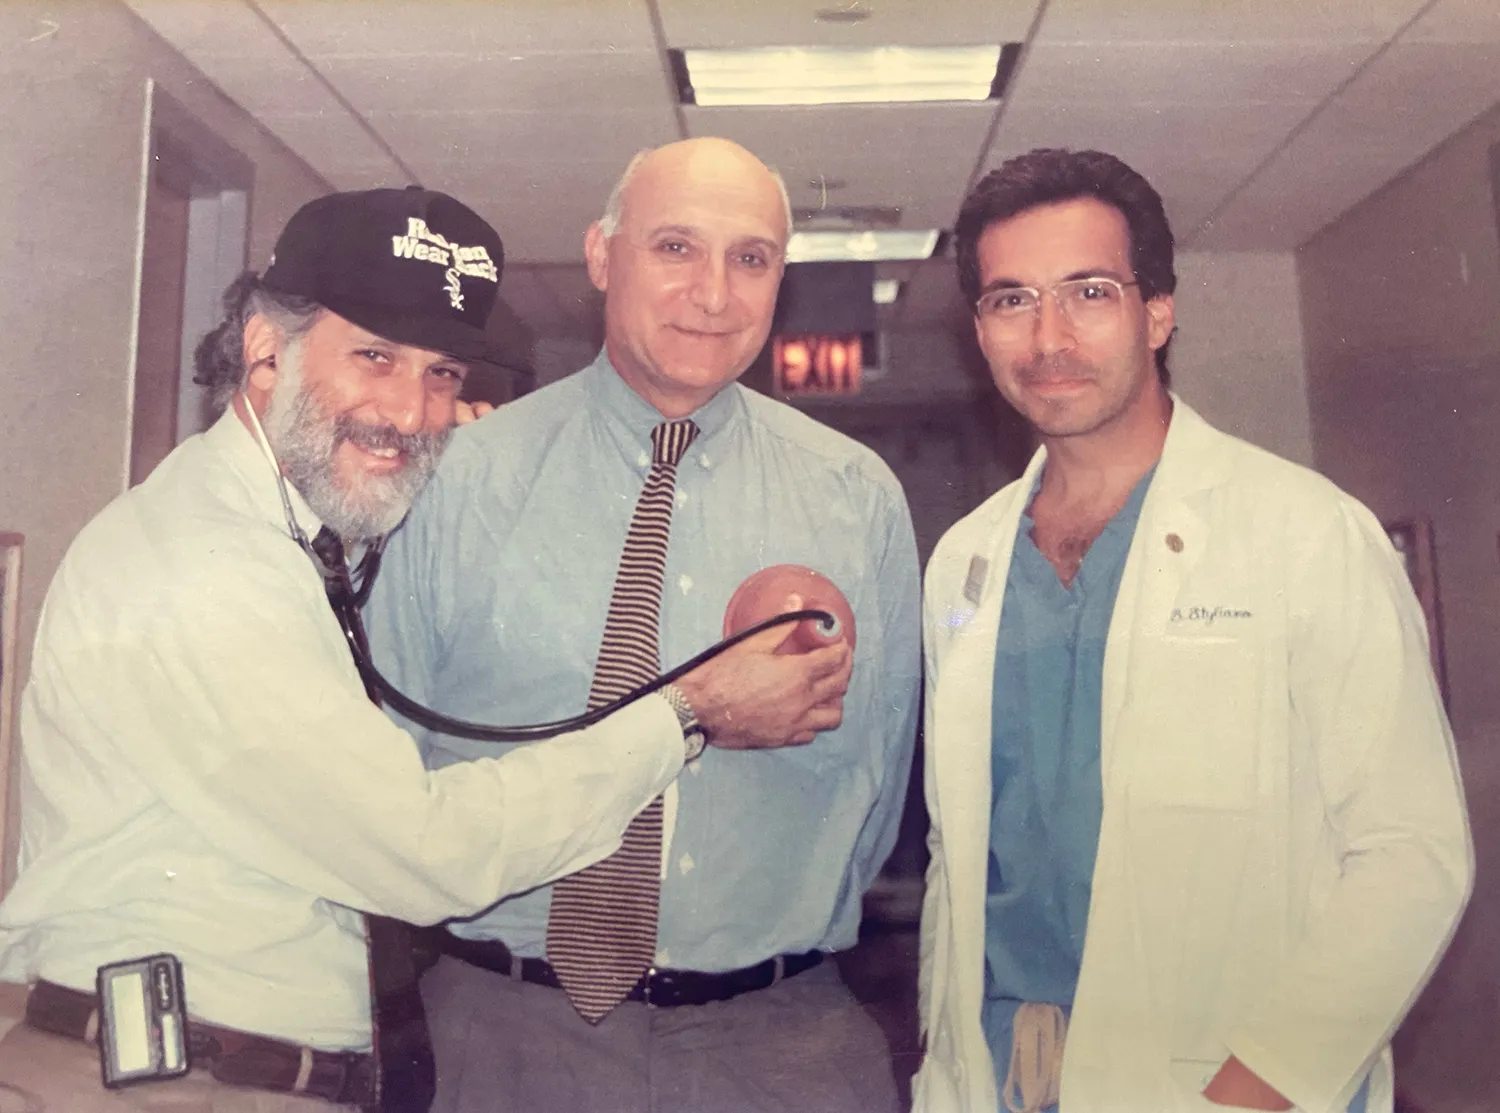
[981,463,1368,1113]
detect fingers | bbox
[455,400,497,426]
[801,641,853,692]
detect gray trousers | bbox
[422,955,900,1113]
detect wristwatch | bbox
[660,683,707,762]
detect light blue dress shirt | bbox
[366,351,922,972]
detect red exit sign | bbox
[773,334,863,395]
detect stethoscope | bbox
[240,395,840,742]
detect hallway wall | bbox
[0,0,328,690]
[1298,97,1500,1113]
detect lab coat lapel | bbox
[1099,400,1219,791]
[935,446,1048,961]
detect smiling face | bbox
[585,139,789,418]
[973,196,1174,445]
[245,309,468,538]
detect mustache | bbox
[333,415,447,461]
[1017,354,1098,384]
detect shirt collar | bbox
[205,404,327,542]
[582,348,741,447]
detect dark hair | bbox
[954,148,1177,384]
[192,272,322,413]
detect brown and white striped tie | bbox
[546,418,700,1022]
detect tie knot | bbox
[651,420,699,468]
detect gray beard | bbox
[262,351,450,541]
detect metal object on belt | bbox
[23,979,375,1106]
[442,935,825,1008]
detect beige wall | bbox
[1299,99,1500,1111]
[0,0,328,689]
[1173,251,1314,467]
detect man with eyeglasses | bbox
[913,148,1471,1113]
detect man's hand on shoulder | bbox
[1203,1056,1292,1110]
[455,399,497,425]
[674,600,853,750]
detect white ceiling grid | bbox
[121,0,1500,331]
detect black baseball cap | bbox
[262,186,506,363]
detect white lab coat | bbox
[914,400,1472,1113]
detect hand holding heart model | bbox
[722,564,856,654]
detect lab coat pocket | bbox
[1124,634,1261,811]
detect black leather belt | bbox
[441,934,825,1008]
[24,979,375,1107]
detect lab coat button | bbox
[1166,532,1184,553]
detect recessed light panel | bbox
[787,229,940,264]
[676,45,1007,107]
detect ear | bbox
[242,313,282,396]
[1144,293,1175,352]
[583,221,610,294]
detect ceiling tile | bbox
[122,0,286,58]
[686,103,995,227]
[1012,39,1374,103]
[174,52,347,116]
[1194,37,1500,248]
[370,108,680,172]
[428,172,610,262]
[658,0,1038,49]
[255,0,658,57]
[257,112,408,180]
[1404,0,1500,44]
[1033,0,1430,44]
[317,50,674,115]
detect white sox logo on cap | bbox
[392,216,499,310]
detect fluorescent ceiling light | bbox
[677,45,1004,107]
[787,229,940,264]
[872,278,902,305]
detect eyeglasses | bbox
[975,276,1140,335]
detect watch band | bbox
[660,683,707,762]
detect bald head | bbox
[599,138,793,244]
[583,137,792,419]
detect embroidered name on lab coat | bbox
[1169,605,1253,626]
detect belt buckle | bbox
[642,966,686,1009]
[642,966,659,1008]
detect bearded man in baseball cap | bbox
[0,186,826,1111]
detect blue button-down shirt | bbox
[366,351,921,971]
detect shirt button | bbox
[676,489,688,508]
[655,948,671,966]
[678,852,695,875]
[637,450,650,468]
[678,574,693,594]
[699,453,712,469]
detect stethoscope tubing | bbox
[348,605,839,742]
[244,393,840,746]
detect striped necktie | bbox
[546,418,700,1022]
[311,527,435,1111]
